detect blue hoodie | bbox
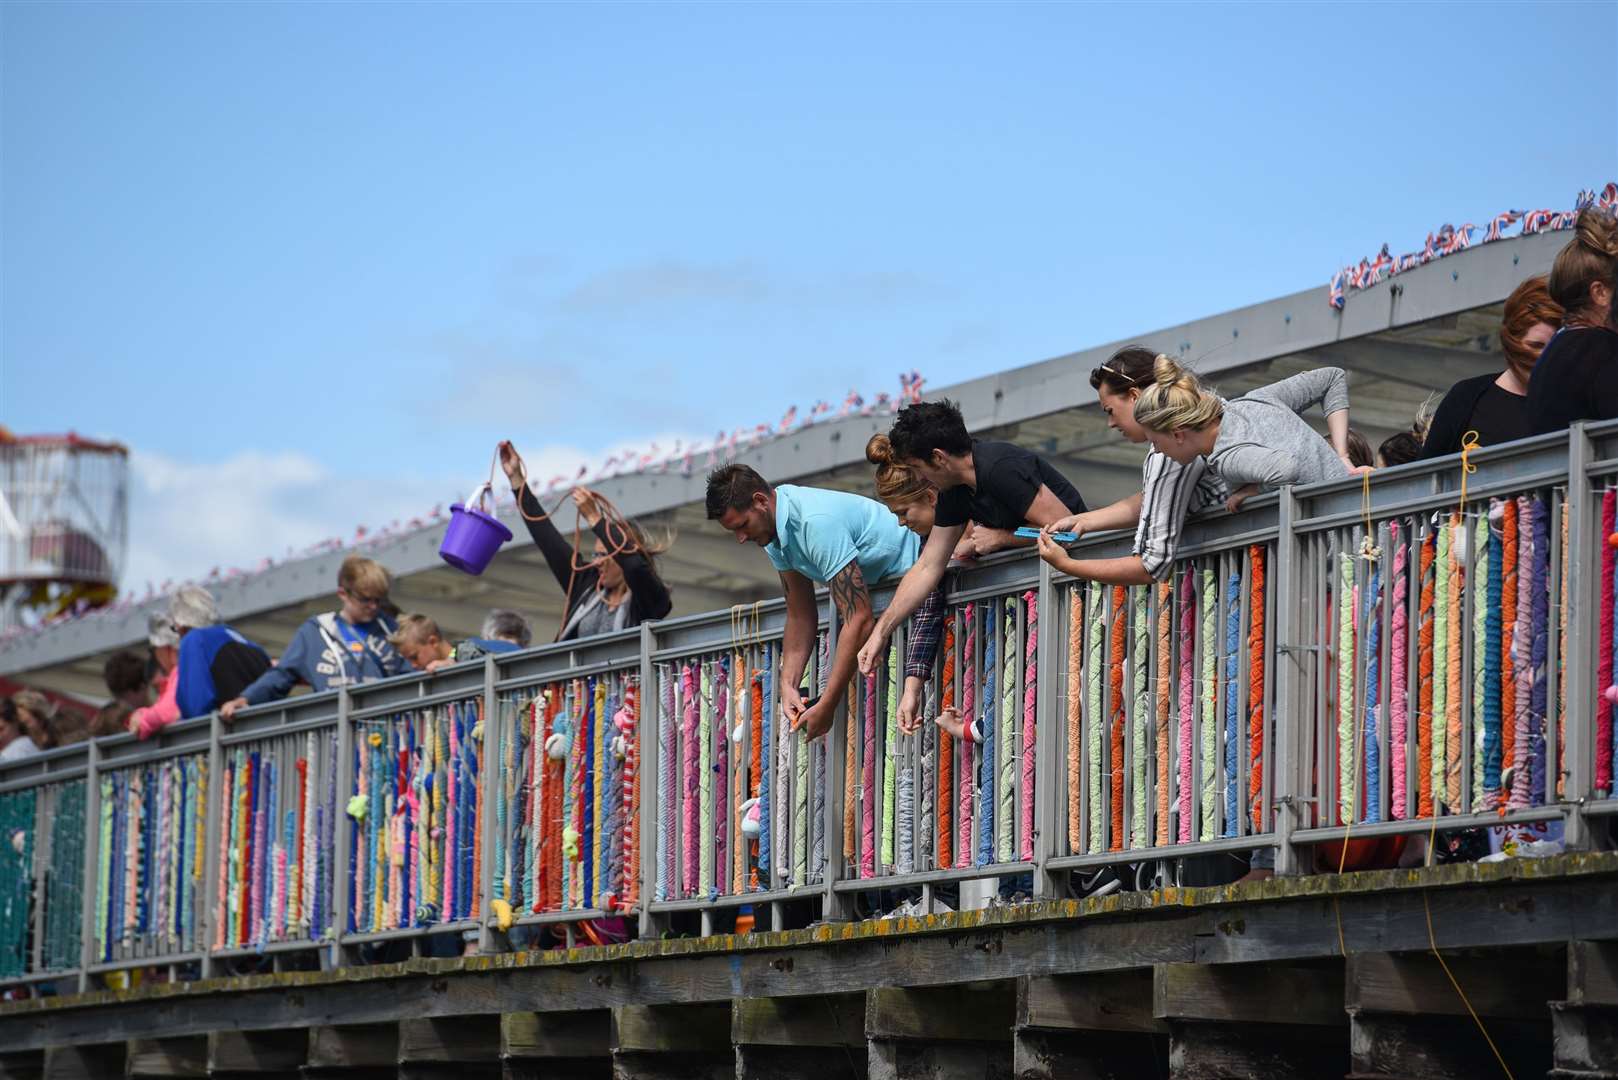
[237,612,409,704]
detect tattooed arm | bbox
[792,559,873,740]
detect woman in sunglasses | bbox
[1034,346,1230,585]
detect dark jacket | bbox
[517,486,673,640]
[1528,326,1618,436]
[1419,373,1528,460]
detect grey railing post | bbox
[476,655,501,952]
[637,622,658,939]
[1271,487,1304,876]
[1564,423,1597,849]
[199,712,225,978]
[1032,559,1060,898]
[821,598,849,923]
[76,739,101,994]
[327,686,354,969]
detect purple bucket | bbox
[439,483,513,575]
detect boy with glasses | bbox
[220,555,409,719]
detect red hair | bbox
[1499,275,1563,384]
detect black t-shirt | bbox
[1527,326,1618,436]
[935,439,1086,529]
[1420,374,1533,460]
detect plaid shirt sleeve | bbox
[902,583,945,680]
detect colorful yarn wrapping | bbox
[998,599,1016,863]
[0,790,37,979]
[1020,591,1038,861]
[1337,553,1356,824]
[1445,514,1464,812]
[1510,498,1533,810]
[762,647,777,883]
[1222,571,1241,837]
[1559,504,1569,798]
[1483,508,1504,804]
[1131,586,1150,848]
[710,663,726,898]
[1501,499,1520,803]
[1363,562,1382,824]
[657,668,673,901]
[1065,589,1082,853]
[1155,582,1173,846]
[96,756,205,961]
[915,676,933,873]
[1601,488,1615,792]
[1085,582,1104,853]
[1176,570,1195,844]
[794,671,811,886]
[939,614,956,869]
[697,663,714,896]
[956,603,975,869]
[1248,546,1268,834]
[774,659,790,886]
[1108,586,1126,851]
[1528,496,1551,806]
[812,632,830,883]
[977,603,997,867]
[1432,523,1451,815]
[881,642,897,870]
[1470,514,1488,811]
[1198,567,1217,842]
[679,665,698,897]
[1416,529,1437,818]
[860,670,877,879]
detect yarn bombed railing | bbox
[5,420,1618,992]
[0,774,85,983]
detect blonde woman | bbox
[1131,356,1361,511]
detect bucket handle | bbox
[462,446,505,515]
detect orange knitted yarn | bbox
[1247,545,1266,833]
[1501,500,1519,787]
[938,615,955,869]
[1155,582,1173,846]
[1108,586,1127,850]
[1444,513,1463,811]
[1417,532,1436,819]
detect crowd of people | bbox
[3,208,1614,773]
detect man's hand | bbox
[968,526,1016,556]
[497,440,527,491]
[779,684,806,727]
[571,486,603,527]
[898,679,924,735]
[857,629,888,676]
[792,697,834,740]
[220,697,248,723]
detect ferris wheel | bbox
[0,428,128,630]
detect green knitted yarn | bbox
[0,789,36,979]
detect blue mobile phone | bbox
[1015,526,1077,543]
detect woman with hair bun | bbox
[1423,276,1562,458]
[1036,346,1229,586]
[1528,208,1618,434]
[864,432,946,735]
[1130,356,1357,512]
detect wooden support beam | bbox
[205,1029,305,1075]
[125,1037,207,1078]
[1153,961,1343,1026]
[1351,1011,1551,1080]
[611,1003,731,1080]
[1345,948,1561,1018]
[502,1010,611,1060]
[1167,1022,1347,1080]
[0,1051,42,1080]
[865,984,1015,1043]
[1018,971,1167,1035]
[304,1024,398,1072]
[867,1040,1009,1080]
[1570,940,1618,1006]
[732,994,865,1048]
[1012,1029,1166,1080]
[40,1045,124,1080]
[398,1014,501,1078]
[1552,1001,1618,1078]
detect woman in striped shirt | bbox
[1035,347,1227,585]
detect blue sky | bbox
[4,1,1614,589]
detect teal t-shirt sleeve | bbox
[801,512,859,583]
[765,545,791,573]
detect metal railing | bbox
[3,421,1615,991]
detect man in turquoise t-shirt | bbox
[706,464,919,739]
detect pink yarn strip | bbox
[1510,497,1534,809]
[956,603,976,868]
[680,663,699,897]
[1389,523,1409,819]
[1177,571,1196,844]
[1599,489,1615,792]
[860,671,877,879]
[1020,591,1038,860]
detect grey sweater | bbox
[1210,368,1351,491]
